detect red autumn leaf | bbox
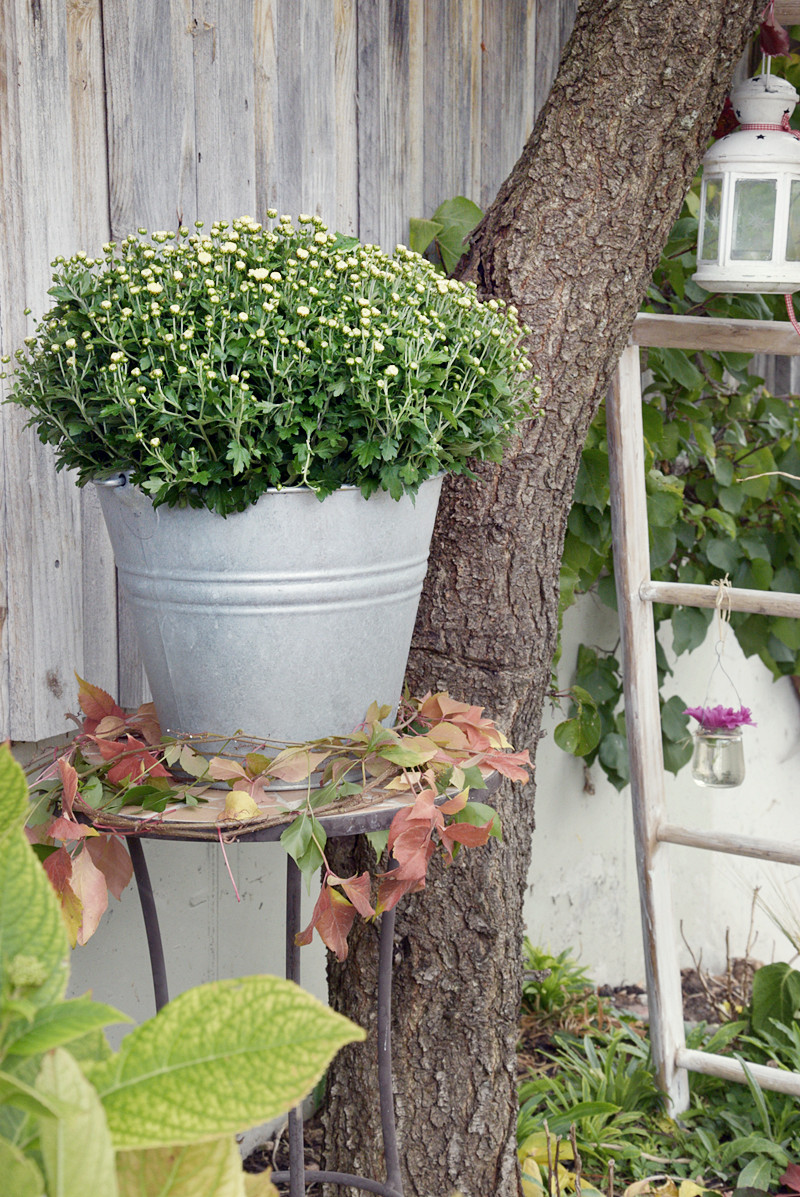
[375,870,426,915]
[93,715,129,740]
[75,673,126,732]
[71,846,110,944]
[713,96,739,140]
[779,1163,800,1193]
[327,870,376,918]
[440,818,494,854]
[438,789,468,814]
[129,702,162,746]
[387,806,438,880]
[48,815,98,843]
[85,834,134,900]
[57,756,79,818]
[99,735,171,786]
[43,845,73,892]
[296,885,357,961]
[761,9,791,56]
[476,747,530,783]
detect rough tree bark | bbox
[324,2,762,1195]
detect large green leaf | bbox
[5,996,131,1057]
[0,1136,44,1197]
[750,961,800,1034]
[430,196,483,273]
[0,825,69,1013]
[117,1135,259,1197]
[0,744,28,836]
[94,975,365,1149]
[38,1046,119,1197]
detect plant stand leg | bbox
[273,857,404,1197]
[377,901,403,1195]
[128,837,170,1012]
[285,857,306,1197]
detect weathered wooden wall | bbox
[0,0,578,740]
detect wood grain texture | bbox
[422,0,482,218]
[607,348,690,1113]
[103,0,196,234]
[641,580,800,617]
[67,0,119,697]
[659,823,800,867]
[192,0,257,220]
[0,0,89,738]
[633,311,800,354]
[357,0,423,248]
[255,0,338,223]
[479,1,538,209]
[677,1047,800,1096]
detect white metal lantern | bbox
[695,73,800,294]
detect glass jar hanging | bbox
[683,579,756,789]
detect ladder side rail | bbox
[608,347,690,1113]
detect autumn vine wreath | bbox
[24,677,529,959]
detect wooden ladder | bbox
[608,312,800,1112]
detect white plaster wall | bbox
[525,592,800,987]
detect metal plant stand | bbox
[123,791,462,1197]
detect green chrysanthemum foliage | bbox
[6,214,538,515]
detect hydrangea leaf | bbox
[93,975,365,1149]
[0,743,28,836]
[117,1135,261,1197]
[0,776,70,1009]
[37,1046,118,1197]
[0,1137,44,1197]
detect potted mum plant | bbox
[5,213,537,744]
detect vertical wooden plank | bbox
[607,348,689,1114]
[334,0,359,235]
[422,0,482,217]
[479,0,537,209]
[67,0,119,697]
[103,0,197,704]
[0,0,86,738]
[192,0,257,220]
[103,0,197,235]
[357,0,422,249]
[533,0,578,120]
[255,1,338,223]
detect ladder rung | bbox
[640,580,800,618]
[677,1048,800,1096]
[658,824,800,867]
[632,311,800,355]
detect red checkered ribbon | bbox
[739,115,800,140]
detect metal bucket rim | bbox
[92,471,442,497]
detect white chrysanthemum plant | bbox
[5,213,539,517]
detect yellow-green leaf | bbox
[94,975,365,1149]
[38,1046,119,1197]
[117,1136,251,1197]
[0,1137,44,1197]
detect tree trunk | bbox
[324,2,762,1194]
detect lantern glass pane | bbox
[731,178,776,260]
[700,178,723,261]
[787,180,800,261]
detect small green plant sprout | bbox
[0,742,364,1197]
[5,214,538,515]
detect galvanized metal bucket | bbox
[94,474,442,745]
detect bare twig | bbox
[607,1157,615,1197]
[570,1124,582,1197]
